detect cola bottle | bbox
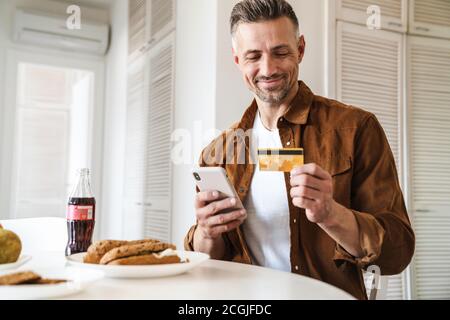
[65,168,96,256]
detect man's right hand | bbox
[195,190,247,240]
[193,190,247,259]
[195,191,247,239]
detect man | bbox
[184,0,415,300]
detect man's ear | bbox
[232,45,240,66]
[298,35,306,64]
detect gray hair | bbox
[230,0,300,40]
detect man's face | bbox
[232,17,305,104]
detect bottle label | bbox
[67,205,94,220]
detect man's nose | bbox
[259,56,277,78]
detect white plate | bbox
[0,267,103,300]
[65,250,210,278]
[0,255,32,271]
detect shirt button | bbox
[279,118,284,122]
[239,187,245,193]
[286,141,291,146]
[295,265,299,271]
[293,218,297,224]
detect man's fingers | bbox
[205,219,245,238]
[290,163,330,180]
[290,186,322,201]
[197,197,238,220]
[195,190,219,209]
[292,196,316,210]
[290,174,323,191]
[206,209,247,228]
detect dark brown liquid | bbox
[65,197,96,256]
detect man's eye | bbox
[247,56,260,61]
[275,52,289,57]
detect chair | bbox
[0,217,67,254]
[364,270,389,300]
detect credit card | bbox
[257,148,304,172]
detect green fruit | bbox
[0,228,22,264]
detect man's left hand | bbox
[290,163,336,225]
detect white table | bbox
[16,251,355,300]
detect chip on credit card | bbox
[257,148,304,172]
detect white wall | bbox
[293,0,328,96]
[171,0,219,248]
[100,0,128,240]
[215,0,253,131]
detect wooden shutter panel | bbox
[150,0,174,40]
[124,57,147,203]
[123,56,147,239]
[337,22,406,299]
[342,0,402,17]
[143,33,175,242]
[128,0,148,56]
[409,0,450,39]
[337,0,407,32]
[408,36,450,299]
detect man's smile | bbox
[256,76,286,90]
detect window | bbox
[12,63,95,219]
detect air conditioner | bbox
[13,9,110,55]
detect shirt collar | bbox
[237,81,314,131]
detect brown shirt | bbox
[184,81,415,300]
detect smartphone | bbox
[192,166,244,212]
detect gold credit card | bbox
[258,148,304,172]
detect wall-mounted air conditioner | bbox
[13,9,110,55]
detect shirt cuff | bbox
[333,210,386,269]
[184,224,197,251]
[183,223,236,262]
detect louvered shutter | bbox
[142,33,175,242]
[128,0,148,57]
[14,64,72,219]
[123,56,147,238]
[16,108,69,218]
[337,0,407,32]
[150,0,175,40]
[128,0,175,59]
[337,22,406,299]
[409,0,450,39]
[408,36,450,299]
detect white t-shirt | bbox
[242,112,291,272]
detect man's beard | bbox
[253,74,291,104]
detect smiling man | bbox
[184,0,415,300]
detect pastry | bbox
[107,252,181,265]
[99,241,176,265]
[0,271,41,285]
[83,239,161,264]
[83,240,128,264]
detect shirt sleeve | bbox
[333,114,415,275]
[183,208,237,261]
